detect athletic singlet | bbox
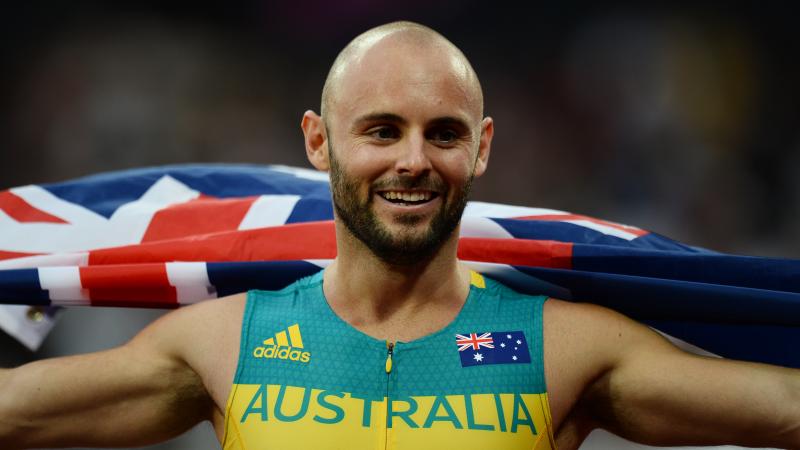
[222,270,556,450]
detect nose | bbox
[394,131,432,176]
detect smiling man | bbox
[1,21,799,450]
[315,23,487,268]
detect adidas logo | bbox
[252,323,311,363]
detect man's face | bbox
[323,38,488,265]
[328,137,472,265]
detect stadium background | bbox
[0,2,796,449]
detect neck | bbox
[323,222,472,342]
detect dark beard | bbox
[328,146,472,266]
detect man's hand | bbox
[0,307,216,449]
[546,299,800,449]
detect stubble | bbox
[328,143,472,266]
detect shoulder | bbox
[133,293,248,347]
[543,299,675,366]
[542,299,680,431]
[543,299,668,383]
[542,300,620,389]
[128,292,249,365]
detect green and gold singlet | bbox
[223,271,556,449]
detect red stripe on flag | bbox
[88,289,179,308]
[80,264,173,288]
[457,237,573,269]
[0,250,42,261]
[514,214,648,237]
[0,191,68,224]
[80,264,178,307]
[142,196,257,242]
[89,221,338,265]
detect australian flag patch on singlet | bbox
[456,331,531,367]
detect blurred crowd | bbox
[1,2,797,256]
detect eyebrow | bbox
[352,113,408,129]
[427,116,470,130]
[352,113,470,130]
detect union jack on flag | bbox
[0,163,798,370]
[456,332,495,351]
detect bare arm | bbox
[595,318,800,447]
[547,300,800,449]
[0,305,216,449]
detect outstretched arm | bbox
[0,305,217,449]
[546,300,800,449]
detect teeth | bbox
[381,191,432,202]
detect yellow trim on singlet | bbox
[469,271,486,288]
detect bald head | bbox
[320,21,484,123]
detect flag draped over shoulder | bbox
[0,164,798,367]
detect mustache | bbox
[371,175,446,192]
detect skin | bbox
[304,23,491,342]
[1,21,799,450]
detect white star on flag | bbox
[512,355,518,361]
[500,342,506,347]
[506,334,512,339]
[473,353,484,362]
[516,339,522,344]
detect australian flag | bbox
[457,331,531,367]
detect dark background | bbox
[2,1,798,257]
[0,2,796,449]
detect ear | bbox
[301,110,330,171]
[473,117,493,178]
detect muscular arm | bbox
[546,300,800,449]
[0,302,225,449]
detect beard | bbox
[328,145,472,266]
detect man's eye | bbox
[369,127,399,140]
[429,129,459,144]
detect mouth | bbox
[376,190,439,206]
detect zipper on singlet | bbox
[385,341,394,374]
[384,341,394,450]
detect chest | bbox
[222,290,554,449]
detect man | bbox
[0,21,798,450]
